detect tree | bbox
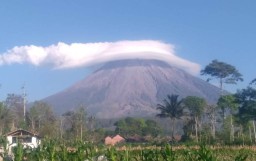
[217,94,238,142]
[250,78,256,85]
[76,107,87,141]
[28,101,57,137]
[217,95,237,120]
[156,94,184,140]
[143,119,162,137]
[201,59,243,91]
[0,102,13,134]
[4,94,25,129]
[235,83,256,143]
[115,117,145,136]
[114,117,162,137]
[62,106,87,141]
[235,87,256,121]
[183,96,207,142]
[205,104,217,140]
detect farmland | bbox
[1,139,256,161]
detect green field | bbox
[2,140,256,161]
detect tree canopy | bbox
[156,94,184,138]
[156,94,184,120]
[235,86,256,122]
[28,101,57,137]
[201,59,243,90]
[183,96,206,142]
[217,94,238,120]
[183,96,206,118]
[114,117,162,137]
[0,102,12,134]
[250,78,256,85]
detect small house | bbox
[5,129,41,153]
[104,135,125,146]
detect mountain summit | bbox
[43,59,221,118]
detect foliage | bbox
[28,101,57,137]
[183,96,207,142]
[183,96,206,118]
[234,149,249,161]
[250,78,256,86]
[195,144,216,161]
[62,106,88,141]
[235,86,256,122]
[156,94,184,138]
[114,117,162,137]
[7,140,256,161]
[143,119,162,137]
[0,102,12,135]
[205,104,217,141]
[217,94,238,119]
[156,94,184,120]
[201,59,243,90]
[217,94,239,143]
[160,144,177,161]
[12,141,24,161]
[4,94,25,129]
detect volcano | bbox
[43,59,221,118]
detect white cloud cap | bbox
[0,40,200,75]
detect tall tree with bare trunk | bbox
[183,96,206,142]
[201,59,243,92]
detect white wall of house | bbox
[6,135,40,151]
[7,136,12,146]
[4,130,41,156]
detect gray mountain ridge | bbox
[43,59,221,118]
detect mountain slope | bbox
[43,59,221,118]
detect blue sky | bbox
[0,0,255,102]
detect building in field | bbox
[5,129,41,154]
[104,134,125,146]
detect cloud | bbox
[0,40,200,75]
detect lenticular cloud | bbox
[0,40,200,75]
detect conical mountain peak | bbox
[43,59,221,118]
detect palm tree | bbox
[156,94,184,140]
